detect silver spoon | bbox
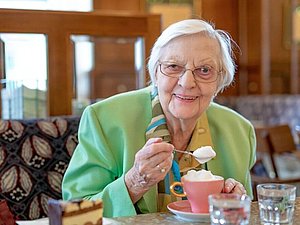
[174,147,215,164]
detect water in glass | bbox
[257,183,296,224]
[210,196,250,225]
[258,194,295,224]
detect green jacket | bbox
[62,87,256,218]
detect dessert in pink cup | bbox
[170,169,224,213]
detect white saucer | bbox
[17,218,49,225]
[167,200,210,222]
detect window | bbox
[0,0,92,11]
[0,34,47,118]
[0,0,92,118]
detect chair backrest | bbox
[265,124,299,178]
[251,124,300,199]
[251,127,274,177]
[255,127,270,153]
[267,124,297,154]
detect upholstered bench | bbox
[0,116,80,220]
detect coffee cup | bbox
[170,170,224,213]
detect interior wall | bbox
[245,0,263,94]
[201,0,300,95]
[148,3,192,29]
[201,0,239,95]
[270,0,293,94]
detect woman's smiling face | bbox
[156,32,221,122]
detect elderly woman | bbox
[62,19,256,218]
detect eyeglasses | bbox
[159,62,221,83]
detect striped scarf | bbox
[145,87,182,211]
[145,87,214,211]
[146,88,171,142]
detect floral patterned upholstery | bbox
[0,116,80,220]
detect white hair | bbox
[147,19,238,93]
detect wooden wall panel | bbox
[93,0,145,12]
[201,0,299,95]
[200,0,239,95]
[270,0,297,94]
[201,0,239,38]
[246,0,263,94]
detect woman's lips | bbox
[174,94,198,101]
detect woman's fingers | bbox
[144,137,163,146]
[149,153,173,175]
[135,138,173,170]
[124,150,173,204]
[132,138,174,188]
[224,178,247,195]
[141,153,173,182]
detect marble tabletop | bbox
[105,198,300,225]
[17,198,300,225]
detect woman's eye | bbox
[201,67,210,73]
[167,64,182,71]
[197,66,212,74]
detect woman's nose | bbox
[177,70,196,88]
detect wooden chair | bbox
[251,127,273,178]
[266,124,300,178]
[255,126,270,153]
[251,125,300,200]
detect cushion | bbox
[0,116,80,220]
[0,199,16,225]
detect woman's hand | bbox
[223,178,247,195]
[125,138,173,203]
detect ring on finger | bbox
[156,164,165,173]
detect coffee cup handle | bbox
[170,182,186,198]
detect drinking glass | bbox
[209,193,251,225]
[257,183,296,224]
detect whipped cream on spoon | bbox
[174,146,216,164]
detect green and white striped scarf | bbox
[145,86,214,211]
